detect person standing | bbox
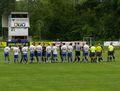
[13,45,20,63]
[67,43,73,63]
[90,44,96,63]
[82,43,89,63]
[107,43,115,62]
[96,43,103,62]
[42,43,46,63]
[61,43,67,63]
[22,45,28,64]
[36,43,42,63]
[4,46,10,64]
[59,42,63,61]
[46,44,52,63]
[74,42,81,63]
[52,43,58,63]
[19,45,23,63]
[29,43,36,64]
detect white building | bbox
[2,12,30,41]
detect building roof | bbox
[11,12,28,14]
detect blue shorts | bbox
[83,51,89,56]
[30,52,35,57]
[68,52,72,57]
[14,55,18,59]
[23,54,27,58]
[53,54,58,57]
[62,53,66,57]
[4,53,9,57]
[47,53,52,57]
[38,52,42,56]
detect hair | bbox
[38,43,41,45]
[70,43,72,45]
[63,43,66,45]
[32,42,35,46]
[53,43,55,46]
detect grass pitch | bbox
[0,49,120,91]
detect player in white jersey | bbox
[82,43,89,62]
[29,44,36,64]
[13,45,20,63]
[67,43,73,63]
[22,45,28,64]
[61,43,67,63]
[36,43,42,63]
[52,43,58,63]
[4,46,10,64]
[46,44,52,63]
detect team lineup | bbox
[4,42,115,64]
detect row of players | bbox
[4,42,115,64]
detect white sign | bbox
[8,27,28,36]
[10,18,30,28]
[104,41,120,46]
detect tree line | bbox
[0,0,120,41]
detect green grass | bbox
[0,49,120,91]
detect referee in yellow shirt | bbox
[107,43,115,62]
[90,44,96,63]
[96,43,103,62]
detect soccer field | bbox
[0,49,120,91]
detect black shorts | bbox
[90,52,96,57]
[96,52,102,57]
[108,51,114,56]
[75,51,80,56]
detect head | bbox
[77,42,79,45]
[82,43,85,46]
[92,43,94,46]
[43,42,45,46]
[53,43,55,46]
[69,43,72,46]
[98,43,101,46]
[63,43,65,45]
[32,42,35,46]
[38,43,41,45]
[110,42,112,45]
[48,44,50,46]
[24,44,26,47]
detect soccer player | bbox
[96,43,103,62]
[90,44,96,63]
[52,43,58,63]
[13,45,20,63]
[4,46,10,64]
[61,43,67,63]
[46,44,52,63]
[36,43,42,63]
[29,43,36,64]
[34,44,39,63]
[74,42,81,63]
[82,43,89,63]
[59,42,63,61]
[22,45,28,64]
[67,43,73,63]
[42,43,46,63]
[19,45,23,63]
[107,43,115,62]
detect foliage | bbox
[0,0,120,41]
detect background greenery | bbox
[0,0,120,41]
